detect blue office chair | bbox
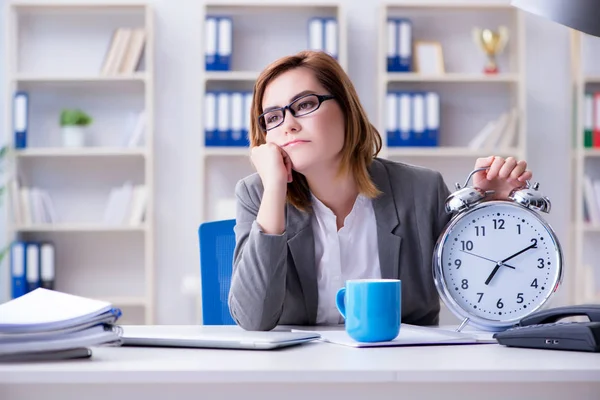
[198,219,237,325]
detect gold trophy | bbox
[472,26,509,74]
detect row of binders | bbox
[10,241,55,300]
[386,91,439,147]
[9,181,58,225]
[387,18,412,72]
[307,18,339,60]
[101,27,146,76]
[204,16,339,71]
[0,289,122,362]
[582,93,600,148]
[205,91,252,147]
[103,182,148,226]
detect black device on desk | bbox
[493,304,600,352]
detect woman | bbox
[228,50,532,331]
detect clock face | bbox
[437,201,562,325]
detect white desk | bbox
[1,325,599,400]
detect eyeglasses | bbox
[258,93,335,132]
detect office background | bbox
[0,0,575,326]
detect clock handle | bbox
[464,167,488,187]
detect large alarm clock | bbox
[433,167,564,332]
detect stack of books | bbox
[0,289,123,362]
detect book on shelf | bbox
[467,108,519,151]
[10,179,59,226]
[0,288,122,362]
[101,27,146,76]
[583,174,600,225]
[103,182,148,226]
[123,110,146,148]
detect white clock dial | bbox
[439,202,562,324]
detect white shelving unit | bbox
[378,2,526,325]
[199,1,348,223]
[378,1,526,189]
[570,30,600,305]
[3,2,155,324]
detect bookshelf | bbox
[570,29,600,305]
[199,1,348,224]
[3,2,155,324]
[378,1,526,190]
[378,2,526,324]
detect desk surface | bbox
[1,325,599,385]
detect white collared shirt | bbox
[311,193,381,325]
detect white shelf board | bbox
[14,224,147,233]
[584,76,600,83]
[12,3,147,10]
[15,147,147,158]
[386,73,519,83]
[13,73,148,83]
[384,1,515,9]
[385,147,520,158]
[580,148,600,158]
[581,224,600,233]
[204,147,250,157]
[205,1,341,7]
[97,296,148,307]
[204,71,258,82]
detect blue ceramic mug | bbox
[336,279,401,342]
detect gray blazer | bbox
[228,158,452,331]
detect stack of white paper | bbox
[0,288,123,361]
[294,324,496,348]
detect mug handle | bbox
[336,287,346,319]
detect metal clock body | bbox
[432,169,564,332]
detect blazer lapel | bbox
[369,159,403,280]
[286,203,318,324]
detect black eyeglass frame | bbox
[258,93,335,132]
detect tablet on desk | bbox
[120,325,321,350]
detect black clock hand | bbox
[459,250,515,269]
[485,263,501,285]
[500,242,538,265]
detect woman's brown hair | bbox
[249,50,382,211]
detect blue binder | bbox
[13,92,28,149]
[11,242,26,299]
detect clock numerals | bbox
[537,258,544,269]
[531,278,538,288]
[476,292,484,303]
[454,259,461,269]
[460,240,474,251]
[493,219,505,230]
[461,279,469,289]
[517,293,524,303]
[531,238,538,248]
[496,298,504,309]
[475,226,486,236]
[517,224,522,234]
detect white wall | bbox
[0,0,573,324]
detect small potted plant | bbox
[60,109,93,147]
